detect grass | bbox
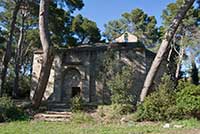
[0,118,200,134]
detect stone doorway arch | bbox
[62,68,82,102]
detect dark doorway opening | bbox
[71,87,81,97]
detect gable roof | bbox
[114,32,138,43]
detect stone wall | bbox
[31,42,164,105]
[30,52,55,101]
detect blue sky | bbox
[74,0,176,32]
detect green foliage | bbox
[162,0,198,30]
[1,119,200,134]
[171,118,200,128]
[0,97,28,122]
[0,30,5,44]
[49,2,73,46]
[97,50,117,82]
[135,74,180,121]
[3,70,15,96]
[19,76,31,97]
[0,0,90,98]
[71,14,101,45]
[111,104,133,115]
[97,105,106,117]
[58,0,84,12]
[49,3,100,47]
[70,96,84,112]
[162,0,200,78]
[97,50,135,111]
[136,74,200,121]
[103,19,128,41]
[176,82,200,118]
[2,73,31,97]
[108,66,134,105]
[96,105,125,122]
[0,0,40,96]
[162,0,199,45]
[96,50,119,104]
[71,112,94,124]
[97,50,135,114]
[104,8,159,46]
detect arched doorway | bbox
[62,68,82,101]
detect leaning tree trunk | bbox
[0,2,21,96]
[32,0,54,109]
[140,0,195,102]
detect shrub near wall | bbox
[135,74,181,121]
[97,50,136,114]
[107,66,135,114]
[0,97,27,122]
[70,96,84,112]
[136,75,200,121]
[176,81,200,119]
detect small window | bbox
[71,87,81,98]
[124,33,128,42]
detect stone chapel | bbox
[31,33,165,107]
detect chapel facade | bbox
[31,33,165,106]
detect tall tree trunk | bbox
[0,2,21,96]
[32,0,54,109]
[140,0,195,102]
[13,13,25,98]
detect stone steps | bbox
[46,111,71,115]
[33,102,72,122]
[35,102,72,122]
[35,113,71,118]
[42,118,70,122]
[34,111,72,122]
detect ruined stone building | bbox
[31,33,164,106]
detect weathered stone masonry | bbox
[31,42,164,105]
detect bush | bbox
[176,81,200,119]
[97,50,136,107]
[107,66,135,114]
[111,103,133,115]
[71,112,94,124]
[2,75,31,97]
[135,74,180,121]
[96,105,123,123]
[0,97,28,122]
[19,76,31,97]
[70,96,84,112]
[108,66,134,104]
